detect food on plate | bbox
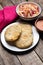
[35,20,43,31]
[20,23,32,34]
[5,23,33,49]
[5,24,21,42]
[15,24,33,48]
[17,3,39,18]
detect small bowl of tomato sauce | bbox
[35,16,43,32]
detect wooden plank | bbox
[1,0,13,7]
[0,0,2,3]
[21,0,26,2]
[0,55,5,65]
[11,0,16,5]
[17,51,43,65]
[0,44,21,65]
[11,0,22,5]
[0,34,1,42]
[39,0,43,8]
[22,0,38,2]
[35,39,43,62]
[11,0,37,6]
[0,4,3,9]
[11,0,35,5]
[38,0,43,16]
[0,5,3,42]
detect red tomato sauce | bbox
[36,20,43,31]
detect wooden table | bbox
[0,0,43,65]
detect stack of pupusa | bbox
[5,23,33,49]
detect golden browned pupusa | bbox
[15,24,33,48]
[5,24,21,42]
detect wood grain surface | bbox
[0,0,43,65]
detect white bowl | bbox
[16,2,41,21]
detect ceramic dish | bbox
[1,22,39,52]
[16,2,41,21]
[35,16,43,32]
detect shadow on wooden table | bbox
[18,18,37,25]
[1,40,39,55]
[39,32,43,40]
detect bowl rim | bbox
[35,16,43,32]
[16,1,42,19]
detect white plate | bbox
[1,22,39,52]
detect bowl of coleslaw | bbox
[16,2,41,21]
